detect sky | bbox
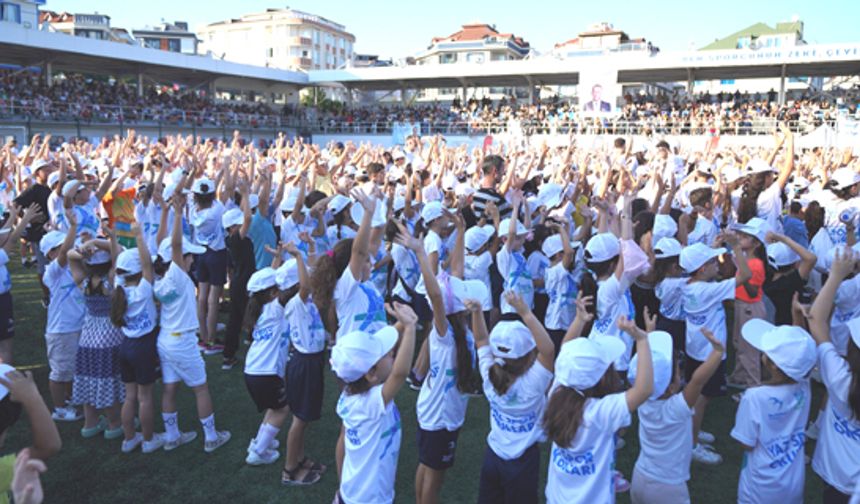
[47,0,859,58]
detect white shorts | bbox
[630,468,690,504]
[45,331,81,382]
[157,329,207,388]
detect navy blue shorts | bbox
[119,328,159,385]
[196,248,228,286]
[417,426,460,470]
[0,292,14,341]
[286,350,325,422]
[477,443,539,504]
[245,374,288,412]
[685,357,726,398]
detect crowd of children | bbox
[0,126,859,503]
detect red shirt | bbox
[736,257,765,303]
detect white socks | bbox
[200,413,217,442]
[254,423,280,455]
[163,412,179,442]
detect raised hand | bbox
[700,328,725,353]
[617,316,646,340]
[830,247,857,281]
[503,290,530,316]
[644,306,657,332]
[385,301,417,326]
[463,299,483,313]
[11,448,46,504]
[574,292,594,322]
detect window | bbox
[439,53,456,64]
[466,52,485,64]
[167,39,181,52]
[0,2,21,24]
[268,48,274,58]
[143,38,160,49]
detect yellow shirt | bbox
[0,453,15,504]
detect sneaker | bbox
[142,434,167,453]
[81,416,109,438]
[615,437,626,451]
[692,444,722,465]
[41,297,49,309]
[246,447,280,465]
[121,433,144,453]
[52,406,83,422]
[246,437,279,454]
[164,431,198,451]
[806,420,820,441]
[221,357,239,370]
[406,371,423,391]
[216,322,226,333]
[204,430,232,453]
[203,343,224,356]
[697,431,716,445]
[104,425,124,440]
[613,471,631,493]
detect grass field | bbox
[3,258,829,503]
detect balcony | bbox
[288,37,312,46]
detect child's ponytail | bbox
[448,314,474,393]
[310,239,353,335]
[110,285,129,328]
[543,369,621,447]
[488,349,537,396]
[243,288,276,334]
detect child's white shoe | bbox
[692,444,722,465]
[121,433,144,453]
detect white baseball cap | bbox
[280,189,300,213]
[627,331,674,400]
[157,237,205,261]
[767,242,800,268]
[731,217,769,246]
[327,194,351,215]
[48,172,60,188]
[742,320,816,382]
[542,235,564,259]
[653,237,683,259]
[498,217,527,237]
[31,158,51,172]
[537,183,563,210]
[465,226,492,253]
[116,248,142,275]
[350,197,386,228]
[276,259,299,290]
[247,267,278,294]
[489,320,536,360]
[248,194,260,210]
[162,183,189,202]
[831,167,860,191]
[436,275,488,315]
[39,230,66,256]
[392,196,406,213]
[61,180,85,198]
[421,201,444,224]
[191,177,215,195]
[330,326,399,383]
[556,336,626,391]
[454,184,476,198]
[584,233,620,263]
[679,242,726,273]
[844,316,860,350]
[392,150,406,161]
[746,158,776,175]
[652,214,678,244]
[222,208,244,229]
[85,249,112,265]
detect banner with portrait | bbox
[579,69,620,117]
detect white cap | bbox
[276,259,299,290]
[584,233,620,263]
[742,320,816,382]
[498,217,527,237]
[248,194,260,210]
[831,167,860,191]
[221,208,244,229]
[489,320,536,360]
[280,188,300,212]
[31,158,50,172]
[421,201,444,224]
[465,226,492,253]
[548,201,574,222]
[555,336,626,391]
[392,196,406,213]
[746,158,776,175]
[116,248,142,275]
[247,267,278,294]
[85,249,112,265]
[191,177,215,195]
[420,274,489,315]
[537,183,563,209]
[767,242,800,268]
[327,194,351,215]
[731,217,769,246]
[330,326,399,383]
[454,184,476,198]
[442,174,457,191]
[722,165,746,184]
[392,150,406,160]
[695,162,714,175]
[627,331,674,400]
[39,230,66,256]
[844,316,860,351]
[162,183,188,202]
[652,214,678,243]
[542,235,564,259]
[62,180,84,198]
[679,242,725,273]
[48,172,60,188]
[157,237,205,261]
[350,197,386,228]
[653,237,682,259]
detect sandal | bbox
[300,456,327,474]
[281,465,322,486]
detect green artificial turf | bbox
[3,259,827,503]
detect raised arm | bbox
[381,303,418,405]
[505,291,554,371]
[768,231,816,280]
[133,223,153,284]
[57,209,77,269]
[394,222,447,337]
[348,190,376,280]
[449,212,465,279]
[170,193,186,270]
[617,317,653,411]
[562,293,594,344]
[809,248,855,345]
[775,123,794,191]
[683,328,724,407]
[723,232,752,286]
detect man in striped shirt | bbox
[471,155,511,219]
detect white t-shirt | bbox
[326,224,357,245]
[497,247,534,314]
[280,215,314,261]
[42,260,85,334]
[592,274,636,371]
[245,299,289,377]
[544,262,577,331]
[757,183,784,233]
[655,277,686,321]
[0,250,10,295]
[416,325,470,431]
[731,381,810,504]
[134,201,161,253]
[478,344,553,460]
[47,192,64,230]
[190,201,226,251]
[390,243,420,303]
[285,296,326,354]
[830,275,860,355]
[527,251,550,295]
[120,279,157,338]
[153,262,199,334]
[337,385,402,504]
[687,215,719,246]
[414,230,447,296]
[334,268,387,339]
[812,343,860,494]
[683,279,735,362]
[545,392,631,504]
[634,393,694,485]
[464,251,494,311]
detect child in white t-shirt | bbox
[679,236,751,465]
[464,225,495,315]
[152,192,230,453]
[543,315,653,504]
[330,302,417,504]
[496,197,534,315]
[731,320,816,504]
[476,291,555,504]
[806,248,860,502]
[652,237,686,353]
[542,226,578,355]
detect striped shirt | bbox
[472,187,510,219]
